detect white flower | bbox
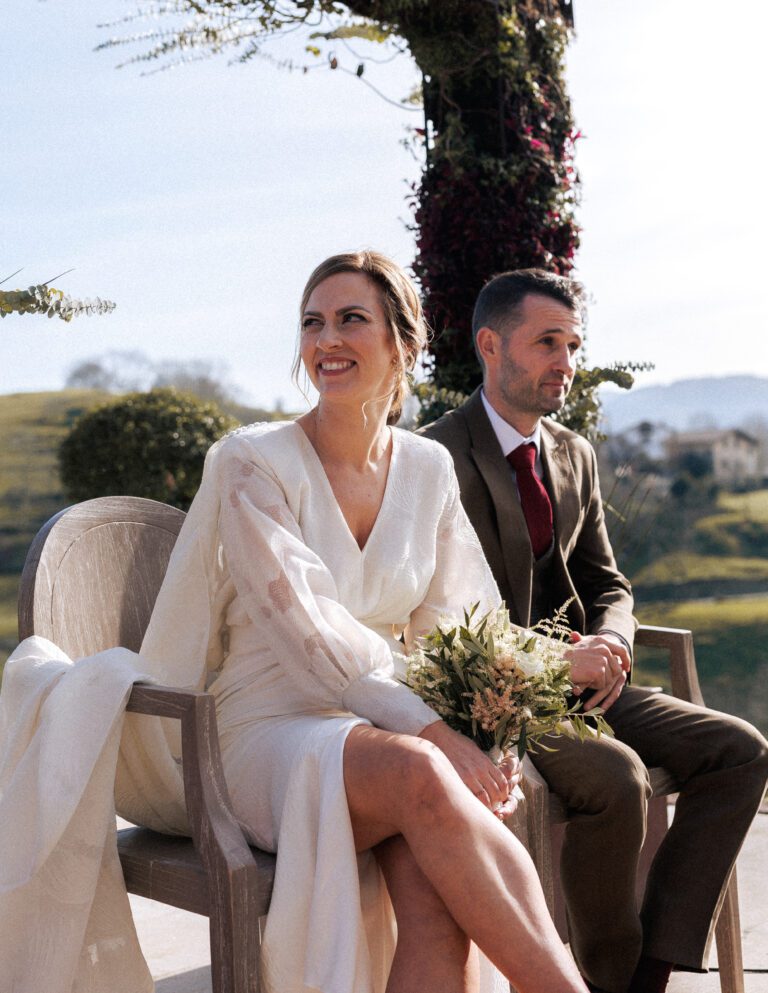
[515,654,546,678]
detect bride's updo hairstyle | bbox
[298,251,429,425]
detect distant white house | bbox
[665,429,760,487]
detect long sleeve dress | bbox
[205,421,502,993]
[0,420,503,993]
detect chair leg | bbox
[209,912,261,993]
[520,757,556,917]
[636,794,669,910]
[714,869,744,993]
[549,822,568,941]
[505,764,559,993]
[208,884,262,993]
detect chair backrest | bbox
[18,496,186,658]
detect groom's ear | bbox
[476,326,500,363]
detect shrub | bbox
[59,388,238,510]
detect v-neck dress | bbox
[204,421,501,993]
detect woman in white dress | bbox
[0,250,588,993]
[203,250,588,993]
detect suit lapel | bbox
[463,390,533,624]
[540,422,578,556]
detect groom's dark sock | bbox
[627,955,674,993]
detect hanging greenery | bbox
[552,361,653,444]
[0,270,116,322]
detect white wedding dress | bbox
[0,421,508,993]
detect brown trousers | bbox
[530,686,768,993]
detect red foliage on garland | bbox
[410,5,580,393]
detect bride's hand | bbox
[493,752,522,819]
[419,720,516,816]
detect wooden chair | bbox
[17,495,274,993]
[522,626,745,993]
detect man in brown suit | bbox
[421,269,768,993]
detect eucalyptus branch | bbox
[97,0,404,79]
[0,282,116,322]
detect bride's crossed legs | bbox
[344,724,588,993]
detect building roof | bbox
[667,428,758,447]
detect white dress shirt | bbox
[481,389,544,477]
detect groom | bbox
[421,269,768,993]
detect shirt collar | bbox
[481,389,542,459]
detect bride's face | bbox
[300,272,398,408]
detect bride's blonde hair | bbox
[296,251,428,425]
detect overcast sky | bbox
[4,1,767,411]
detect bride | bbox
[1,250,588,993]
[200,250,586,993]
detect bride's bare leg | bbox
[375,834,479,993]
[344,725,587,993]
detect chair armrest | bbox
[634,625,705,707]
[126,684,269,914]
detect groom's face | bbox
[479,293,583,434]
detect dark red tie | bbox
[506,443,553,559]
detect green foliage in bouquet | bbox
[59,388,237,510]
[405,603,612,757]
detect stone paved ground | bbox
[128,806,768,992]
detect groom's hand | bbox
[565,633,630,712]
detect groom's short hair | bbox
[472,269,587,346]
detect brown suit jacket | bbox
[420,388,636,649]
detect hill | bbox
[600,374,768,433]
[0,388,272,660]
[0,390,106,573]
[0,388,278,574]
[0,390,110,660]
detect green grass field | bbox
[0,391,105,667]
[633,552,768,585]
[635,595,768,735]
[718,489,768,521]
[0,389,104,572]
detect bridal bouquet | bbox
[404,602,612,760]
